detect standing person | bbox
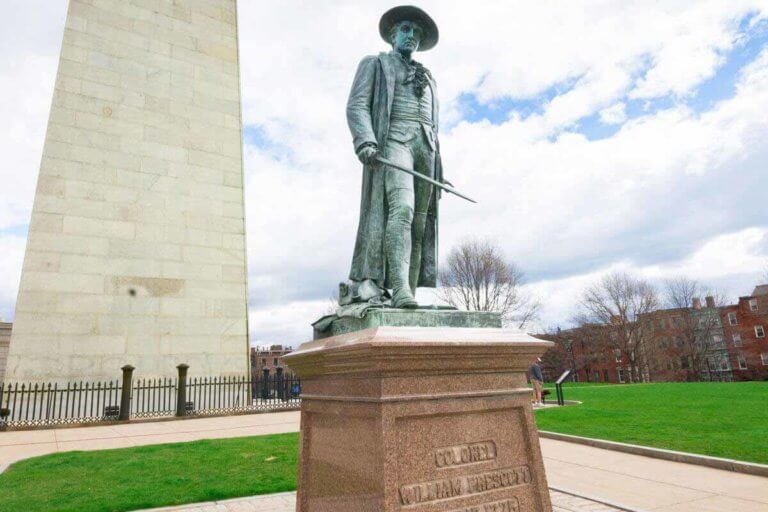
[529,357,544,406]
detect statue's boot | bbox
[408,212,428,295]
[386,216,418,309]
[390,251,417,309]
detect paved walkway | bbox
[136,490,625,512]
[0,412,300,471]
[1,412,766,512]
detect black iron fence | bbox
[0,365,301,430]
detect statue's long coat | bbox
[346,52,442,289]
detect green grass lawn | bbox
[0,433,298,512]
[536,381,768,464]
[1,382,766,512]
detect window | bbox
[719,357,730,371]
[594,371,600,382]
[728,312,738,325]
[762,353,768,366]
[732,333,742,346]
[680,356,689,369]
[749,299,759,312]
[261,358,266,365]
[756,326,765,339]
[645,320,653,332]
[603,369,609,381]
[737,353,747,370]
[273,357,279,365]
[617,368,625,383]
[658,319,666,329]
[675,337,684,348]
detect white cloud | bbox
[599,102,627,125]
[0,1,766,346]
[528,227,768,329]
[0,235,25,322]
[248,299,332,349]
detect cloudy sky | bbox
[1,1,767,347]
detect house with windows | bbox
[540,283,768,384]
[720,286,768,381]
[249,345,294,377]
[538,323,637,384]
[640,297,731,382]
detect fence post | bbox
[261,368,270,400]
[176,364,189,417]
[119,365,135,421]
[276,366,284,401]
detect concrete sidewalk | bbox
[1,412,766,512]
[0,412,300,471]
[136,490,626,512]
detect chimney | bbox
[705,296,715,308]
[692,298,702,310]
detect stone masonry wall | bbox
[6,0,249,382]
[0,323,11,382]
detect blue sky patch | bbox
[453,12,767,143]
[0,224,29,237]
[453,76,582,128]
[688,13,768,113]
[243,124,293,161]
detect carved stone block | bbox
[284,314,554,512]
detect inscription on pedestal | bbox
[447,498,520,512]
[436,441,497,468]
[399,465,531,506]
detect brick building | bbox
[721,286,768,381]
[538,324,631,384]
[541,284,768,384]
[250,345,293,377]
[0,322,11,382]
[640,297,731,382]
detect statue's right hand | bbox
[356,145,378,165]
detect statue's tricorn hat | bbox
[379,5,439,51]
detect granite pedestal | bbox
[284,310,554,512]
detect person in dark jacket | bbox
[529,357,544,406]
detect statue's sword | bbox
[375,156,477,204]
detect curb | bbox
[133,492,298,511]
[540,431,768,478]
[550,485,647,512]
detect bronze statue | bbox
[345,5,443,309]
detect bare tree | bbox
[579,272,659,382]
[662,277,726,381]
[437,239,540,329]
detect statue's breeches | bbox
[380,120,435,292]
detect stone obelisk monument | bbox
[285,6,553,512]
[6,0,249,382]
